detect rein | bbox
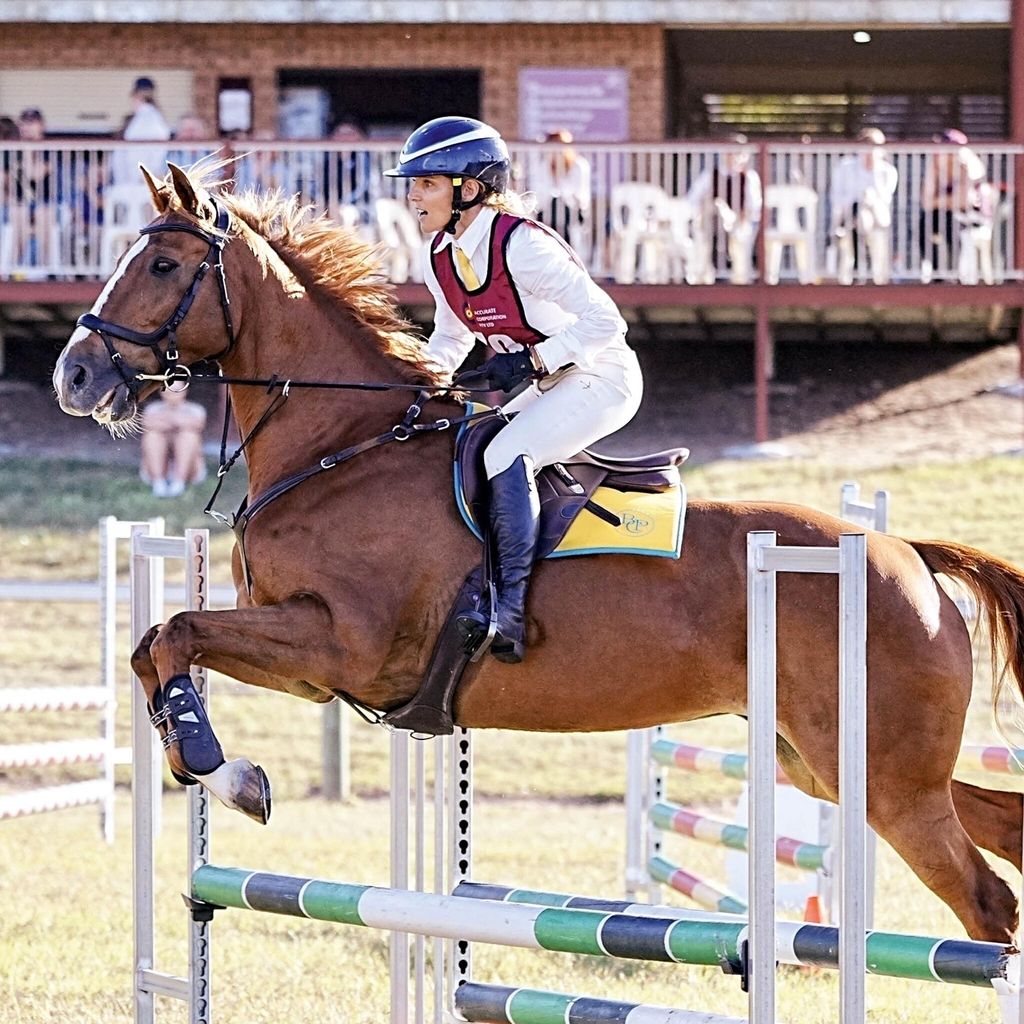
[80,198,506,559]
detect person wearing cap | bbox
[110,76,171,188]
[125,77,171,140]
[382,116,643,683]
[920,128,988,282]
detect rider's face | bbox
[407,176,454,234]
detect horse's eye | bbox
[151,257,178,276]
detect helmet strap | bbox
[445,176,487,234]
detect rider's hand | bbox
[453,351,540,393]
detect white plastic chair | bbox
[609,183,675,284]
[102,184,157,273]
[374,198,422,283]
[664,197,698,285]
[333,202,377,245]
[764,184,818,284]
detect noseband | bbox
[76,199,236,392]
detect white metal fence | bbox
[1,139,1020,286]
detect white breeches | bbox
[483,349,644,479]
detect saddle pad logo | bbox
[620,511,655,537]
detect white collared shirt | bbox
[422,207,630,376]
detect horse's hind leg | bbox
[951,780,1023,871]
[871,786,1018,943]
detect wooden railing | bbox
[1,139,1020,288]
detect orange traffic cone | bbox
[803,894,823,924]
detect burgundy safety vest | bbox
[430,213,554,352]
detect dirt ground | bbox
[2,339,1022,469]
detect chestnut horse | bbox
[53,165,1024,943]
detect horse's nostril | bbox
[70,365,88,390]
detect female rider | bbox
[384,116,643,679]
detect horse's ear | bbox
[168,162,200,215]
[139,164,169,213]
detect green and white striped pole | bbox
[455,982,751,1024]
[192,866,1016,990]
[454,881,1015,989]
[193,865,748,972]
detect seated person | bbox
[139,387,208,497]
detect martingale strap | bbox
[228,402,504,597]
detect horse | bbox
[52,163,1024,944]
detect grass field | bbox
[1,453,1023,1023]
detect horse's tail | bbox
[910,538,1024,726]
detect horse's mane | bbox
[164,161,445,387]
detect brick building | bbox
[0,0,1019,143]
[2,0,1024,440]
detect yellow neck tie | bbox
[455,247,481,289]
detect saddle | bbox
[380,412,689,737]
[455,411,689,559]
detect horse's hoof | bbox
[237,763,272,825]
[197,758,272,824]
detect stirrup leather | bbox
[150,673,225,776]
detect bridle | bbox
[72,189,511,617]
[75,198,236,393]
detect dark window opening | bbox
[667,28,1009,140]
[277,69,481,140]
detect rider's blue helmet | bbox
[385,116,510,194]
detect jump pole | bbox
[454,881,1017,989]
[747,531,867,1024]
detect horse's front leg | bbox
[133,594,373,824]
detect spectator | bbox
[686,136,762,283]
[110,76,171,186]
[327,120,375,220]
[10,108,55,275]
[920,128,988,283]
[233,129,288,193]
[0,115,18,139]
[139,387,208,498]
[530,129,591,257]
[829,127,898,284]
[168,113,218,174]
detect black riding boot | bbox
[457,456,540,663]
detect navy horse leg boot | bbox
[477,456,541,664]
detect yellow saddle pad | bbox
[550,483,685,559]
[456,475,685,560]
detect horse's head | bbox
[53,163,237,426]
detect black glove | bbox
[453,351,540,393]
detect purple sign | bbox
[518,67,629,142]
